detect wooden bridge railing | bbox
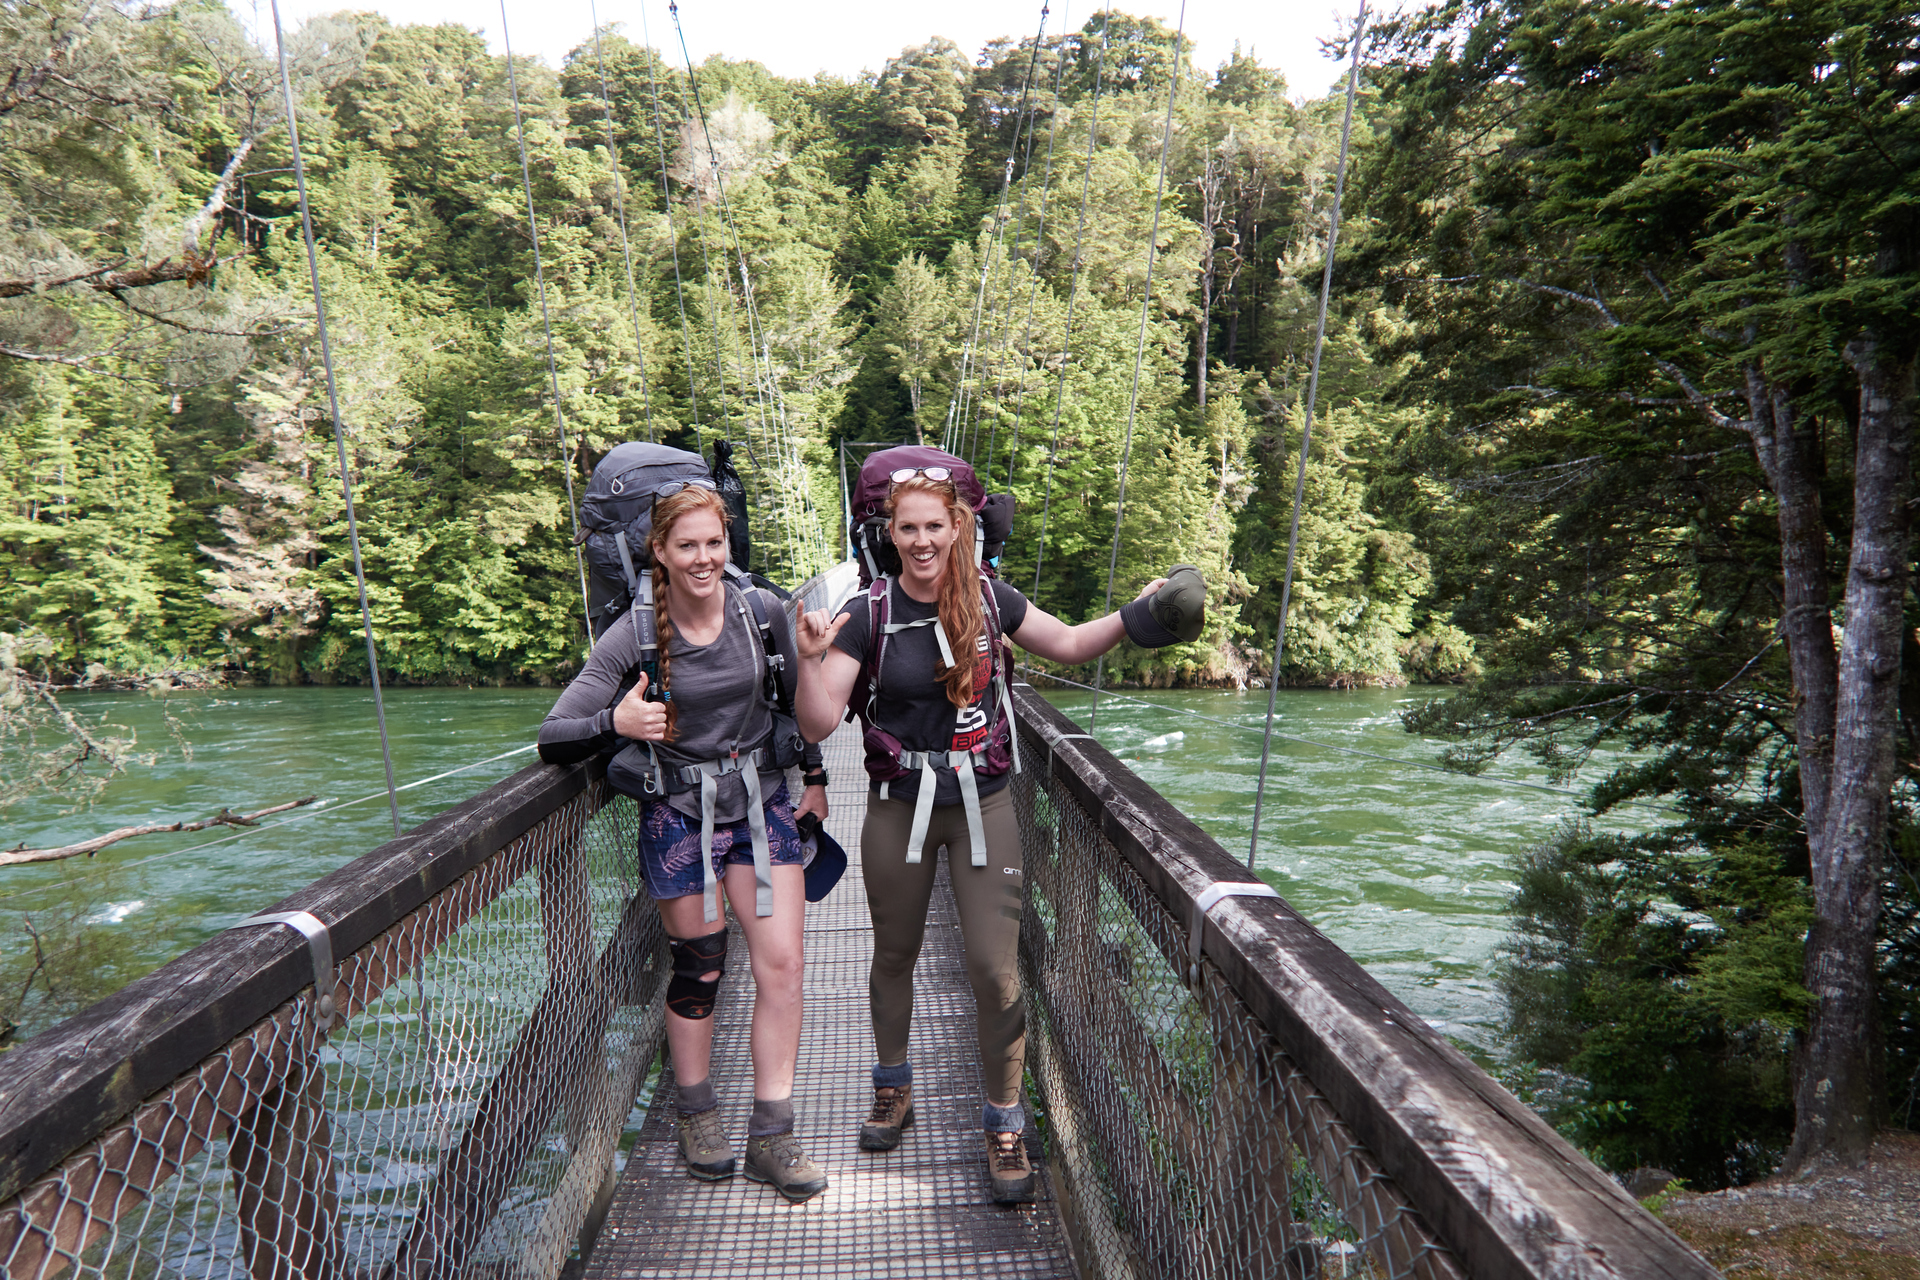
[1009,683,1717,1280]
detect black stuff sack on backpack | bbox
[710,438,752,574]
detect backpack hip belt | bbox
[689,743,774,924]
[884,747,990,867]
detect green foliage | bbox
[1498,825,1808,1187]
[0,3,1439,699]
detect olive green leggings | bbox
[862,786,1024,1104]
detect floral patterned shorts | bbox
[637,783,805,902]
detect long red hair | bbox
[647,486,732,742]
[886,477,983,709]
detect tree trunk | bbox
[1744,367,1838,854]
[1787,332,1914,1172]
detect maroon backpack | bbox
[843,447,1020,790]
[848,445,1016,586]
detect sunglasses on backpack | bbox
[888,466,952,486]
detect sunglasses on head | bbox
[889,466,952,485]
[606,476,715,498]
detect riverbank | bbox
[1658,1130,1920,1278]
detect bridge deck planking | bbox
[585,723,1077,1279]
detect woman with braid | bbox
[539,485,829,1202]
[793,465,1205,1203]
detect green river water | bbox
[3,684,1640,1054]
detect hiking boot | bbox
[859,1084,915,1151]
[744,1131,829,1202]
[677,1108,735,1181]
[988,1129,1035,1204]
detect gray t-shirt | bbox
[539,583,797,823]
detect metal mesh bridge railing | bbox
[1008,686,1718,1280]
[0,758,659,1280]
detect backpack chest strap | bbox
[880,613,954,668]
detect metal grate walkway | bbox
[584,724,1078,1279]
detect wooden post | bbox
[227,1041,343,1280]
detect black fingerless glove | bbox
[1120,564,1207,647]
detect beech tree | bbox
[1366,0,1919,1168]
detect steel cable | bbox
[943,3,1051,460]
[1248,0,1367,870]
[269,0,402,839]
[500,0,593,636]
[669,0,828,579]
[962,5,1052,467]
[1030,7,1113,606]
[975,3,1066,475]
[1088,1,1186,732]
[991,3,1074,489]
[588,0,656,439]
[639,0,704,436]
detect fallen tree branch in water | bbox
[1,796,320,867]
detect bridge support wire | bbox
[269,0,402,839]
[588,0,656,440]
[1247,0,1368,871]
[1030,5,1113,607]
[1088,0,1187,732]
[501,0,593,637]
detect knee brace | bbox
[666,931,728,1020]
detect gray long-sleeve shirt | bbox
[538,583,821,823]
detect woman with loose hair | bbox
[539,484,830,1202]
[795,468,1204,1203]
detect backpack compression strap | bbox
[617,532,668,796]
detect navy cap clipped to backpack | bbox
[797,812,848,902]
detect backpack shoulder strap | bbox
[979,573,1021,774]
[738,585,791,712]
[863,575,892,722]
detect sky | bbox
[230,0,1362,103]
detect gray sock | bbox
[677,1078,717,1116]
[749,1097,794,1138]
[872,1061,912,1090]
[983,1101,1026,1133]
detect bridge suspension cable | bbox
[942,0,1053,461]
[587,0,656,439]
[268,0,402,839]
[1030,6,1113,607]
[1248,0,1368,871]
[499,0,593,637]
[638,0,706,437]
[986,2,1074,488]
[669,0,832,578]
[1088,0,1187,732]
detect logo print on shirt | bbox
[951,633,995,752]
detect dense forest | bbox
[3,0,1916,1187]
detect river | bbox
[2,683,1641,1054]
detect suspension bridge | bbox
[0,0,1725,1276]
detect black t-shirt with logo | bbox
[833,578,1030,806]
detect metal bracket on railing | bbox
[1044,732,1096,774]
[1188,882,1280,985]
[232,910,339,1029]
